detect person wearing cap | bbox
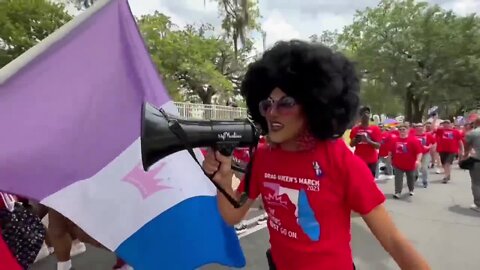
[350,106,382,178]
[435,120,464,183]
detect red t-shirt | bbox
[232,148,250,164]
[435,128,462,153]
[408,128,416,137]
[379,131,395,157]
[389,136,423,171]
[414,133,436,154]
[238,140,385,270]
[350,125,382,163]
[0,233,21,270]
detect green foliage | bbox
[0,0,72,68]
[339,0,480,121]
[137,12,251,104]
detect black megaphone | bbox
[140,102,259,207]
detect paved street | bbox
[32,166,480,270]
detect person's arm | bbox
[362,205,431,270]
[203,150,258,225]
[458,132,468,157]
[415,153,423,168]
[462,133,473,159]
[216,179,255,225]
[345,151,430,270]
[366,136,381,149]
[414,141,423,167]
[366,127,381,149]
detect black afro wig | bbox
[241,40,360,140]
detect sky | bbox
[126,0,480,53]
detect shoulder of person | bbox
[316,139,362,169]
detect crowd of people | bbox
[350,107,480,209]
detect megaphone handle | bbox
[215,142,236,156]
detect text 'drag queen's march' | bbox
[264,173,320,192]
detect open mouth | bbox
[269,121,284,132]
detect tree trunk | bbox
[404,87,413,122]
[197,85,216,119]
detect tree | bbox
[214,0,261,56]
[137,12,248,104]
[309,30,341,51]
[0,0,72,68]
[339,0,480,122]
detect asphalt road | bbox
[31,166,480,270]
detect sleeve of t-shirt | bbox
[344,151,386,215]
[236,148,263,200]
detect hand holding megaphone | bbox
[202,148,234,190]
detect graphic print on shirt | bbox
[443,131,454,139]
[263,179,321,241]
[416,136,426,146]
[395,142,408,154]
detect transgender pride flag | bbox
[0,0,245,269]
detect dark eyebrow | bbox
[268,95,287,102]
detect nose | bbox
[266,104,280,118]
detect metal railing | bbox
[174,102,248,120]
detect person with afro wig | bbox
[203,40,430,270]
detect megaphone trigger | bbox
[215,142,237,156]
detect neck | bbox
[277,131,317,152]
[360,122,369,127]
[400,134,408,138]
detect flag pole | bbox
[0,0,113,85]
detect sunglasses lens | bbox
[259,100,272,116]
[259,97,296,116]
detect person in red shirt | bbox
[203,41,429,270]
[376,125,395,180]
[413,123,436,188]
[349,106,382,178]
[388,124,423,198]
[0,233,22,270]
[0,193,22,270]
[435,120,464,183]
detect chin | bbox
[266,133,284,144]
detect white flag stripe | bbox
[41,101,216,250]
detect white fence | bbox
[173,102,248,120]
